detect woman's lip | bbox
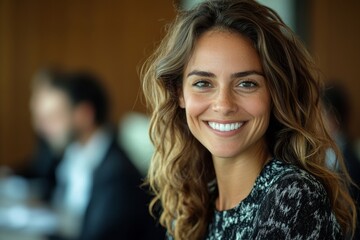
[205,120,246,135]
[205,120,245,124]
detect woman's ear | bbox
[178,88,185,108]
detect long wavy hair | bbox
[141,0,356,239]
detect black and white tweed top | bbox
[205,159,342,240]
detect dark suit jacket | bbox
[18,137,61,201]
[46,133,165,240]
[343,141,360,240]
[77,138,164,240]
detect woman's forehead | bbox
[185,30,262,76]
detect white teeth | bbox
[208,122,243,132]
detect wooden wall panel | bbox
[310,0,360,139]
[0,0,175,168]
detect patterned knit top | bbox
[205,159,343,240]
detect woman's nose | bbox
[212,88,238,115]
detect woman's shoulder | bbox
[258,158,327,198]
[263,160,329,210]
[252,159,342,239]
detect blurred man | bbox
[21,69,74,200]
[31,69,74,157]
[50,71,163,240]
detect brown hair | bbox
[141,0,356,239]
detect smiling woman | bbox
[141,0,356,239]
[180,31,271,166]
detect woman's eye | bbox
[238,81,258,89]
[193,80,212,89]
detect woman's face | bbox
[180,30,271,160]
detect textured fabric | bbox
[205,159,343,240]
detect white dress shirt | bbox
[53,128,111,237]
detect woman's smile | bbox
[205,120,247,139]
[207,121,244,132]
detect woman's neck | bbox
[213,141,271,211]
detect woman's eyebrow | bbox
[186,70,216,78]
[231,70,264,79]
[186,70,264,79]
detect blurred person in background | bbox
[323,84,360,238]
[24,69,74,201]
[48,70,164,240]
[0,68,74,202]
[0,69,73,237]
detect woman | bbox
[141,0,356,239]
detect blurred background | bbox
[1,0,360,169]
[0,0,359,239]
[0,0,176,169]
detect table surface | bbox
[0,229,45,240]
